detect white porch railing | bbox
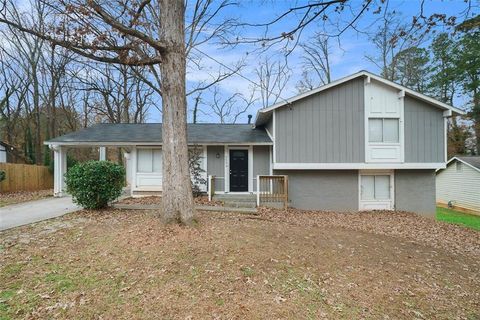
[256,175,289,209]
[208,175,216,201]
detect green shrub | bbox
[65,161,125,209]
[0,170,5,182]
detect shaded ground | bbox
[0,189,53,207]
[118,195,223,207]
[437,206,480,231]
[1,208,479,319]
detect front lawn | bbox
[437,206,480,231]
[1,209,479,319]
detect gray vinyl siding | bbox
[404,96,444,163]
[274,170,359,210]
[274,78,364,163]
[207,146,225,192]
[252,146,271,191]
[436,161,480,212]
[395,169,436,217]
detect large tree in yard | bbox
[0,0,197,224]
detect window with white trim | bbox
[360,175,391,200]
[368,118,399,143]
[137,149,162,173]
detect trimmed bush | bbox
[0,170,5,182]
[65,160,125,209]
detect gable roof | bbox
[45,123,272,146]
[255,70,465,126]
[441,156,480,173]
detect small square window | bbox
[368,118,399,143]
[456,162,463,172]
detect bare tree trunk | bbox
[159,0,195,225]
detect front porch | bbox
[47,143,288,209]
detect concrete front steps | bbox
[213,194,257,209]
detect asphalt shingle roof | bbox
[46,123,272,144]
[457,156,480,170]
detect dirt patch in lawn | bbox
[0,189,53,207]
[117,195,223,207]
[1,209,479,319]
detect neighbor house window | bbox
[137,149,162,173]
[456,162,463,172]
[368,118,399,143]
[360,175,391,200]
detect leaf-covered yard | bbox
[1,208,479,319]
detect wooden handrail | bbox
[257,175,288,209]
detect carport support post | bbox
[99,147,107,161]
[51,145,67,197]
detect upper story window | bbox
[368,118,399,143]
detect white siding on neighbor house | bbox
[436,162,480,212]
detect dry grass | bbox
[0,208,479,319]
[0,189,53,207]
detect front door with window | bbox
[359,171,394,210]
[229,150,248,192]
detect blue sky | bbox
[158,1,478,123]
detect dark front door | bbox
[229,150,248,192]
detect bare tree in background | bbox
[0,0,48,164]
[0,49,29,146]
[365,8,430,81]
[255,57,291,108]
[74,63,153,124]
[0,0,242,224]
[297,33,332,92]
[208,86,256,123]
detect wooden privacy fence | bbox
[256,175,289,209]
[0,163,53,193]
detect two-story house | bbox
[46,71,464,217]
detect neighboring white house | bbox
[436,156,480,214]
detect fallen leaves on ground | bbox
[0,208,479,319]
[117,195,223,207]
[0,189,53,207]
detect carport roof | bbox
[45,123,272,146]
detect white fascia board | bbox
[254,70,465,126]
[273,162,446,170]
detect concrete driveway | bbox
[0,197,80,231]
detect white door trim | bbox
[358,170,395,210]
